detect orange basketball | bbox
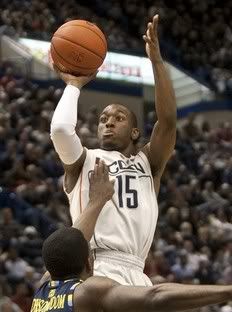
[51,20,107,76]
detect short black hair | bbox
[42,227,89,280]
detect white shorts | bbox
[93,249,152,286]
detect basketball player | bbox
[32,163,232,311]
[50,15,176,285]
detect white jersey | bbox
[65,148,158,262]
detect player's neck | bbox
[51,274,82,282]
[101,142,137,157]
[119,143,137,158]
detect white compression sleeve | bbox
[50,85,84,165]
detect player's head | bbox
[42,227,93,280]
[98,104,140,152]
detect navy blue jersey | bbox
[31,278,82,311]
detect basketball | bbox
[50,20,107,76]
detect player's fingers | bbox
[82,70,99,82]
[146,27,150,38]
[102,162,109,180]
[94,158,100,176]
[53,64,76,79]
[48,50,55,70]
[93,163,99,178]
[89,170,94,182]
[95,158,100,165]
[98,160,105,176]
[148,22,155,40]
[143,35,152,44]
[153,14,159,34]
[52,64,61,74]
[90,70,99,79]
[52,64,69,76]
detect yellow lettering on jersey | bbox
[59,295,66,308]
[48,295,66,310]
[31,295,66,311]
[31,299,44,312]
[48,289,56,298]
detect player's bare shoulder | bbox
[74,276,118,311]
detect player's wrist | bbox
[67,81,82,89]
[151,56,163,65]
[89,198,107,209]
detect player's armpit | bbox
[142,120,176,178]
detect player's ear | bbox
[131,128,140,142]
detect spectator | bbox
[4,246,29,283]
[19,226,43,266]
[11,281,33,312]
[0,207,22,248]
[195,255,216,284]
[171,249,195,282]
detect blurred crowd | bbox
[0,57,232,311]
[0,0,232,94]
[145,113,232,285]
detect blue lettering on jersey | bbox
[108,160,145,175]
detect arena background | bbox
[0,0,231,311]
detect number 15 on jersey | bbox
[116,175,138,209]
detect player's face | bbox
[98,104,133,151]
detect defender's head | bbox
[42,227,93,280]
[98,104,140,152]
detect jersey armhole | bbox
[137,150,152,173]
[70,281,83,310]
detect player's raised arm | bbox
[50,68,97,189]
[73,161,114,241]
[142,15,176,182]
[89,280,232,312]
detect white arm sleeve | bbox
[50,85,84,165]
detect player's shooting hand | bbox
[89,161,115,206]
[53,64,98,89]
[143,15,163,64]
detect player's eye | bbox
[116,115,124,122]
[100,116,107,123]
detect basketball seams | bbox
[53,35,105,60]
[51,42,98,71]
[58,24,107,49]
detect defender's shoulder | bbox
[74,277,118,310]
[77,276,118,293]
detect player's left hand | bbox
[89,161,115,206]
[143,15,163,64]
